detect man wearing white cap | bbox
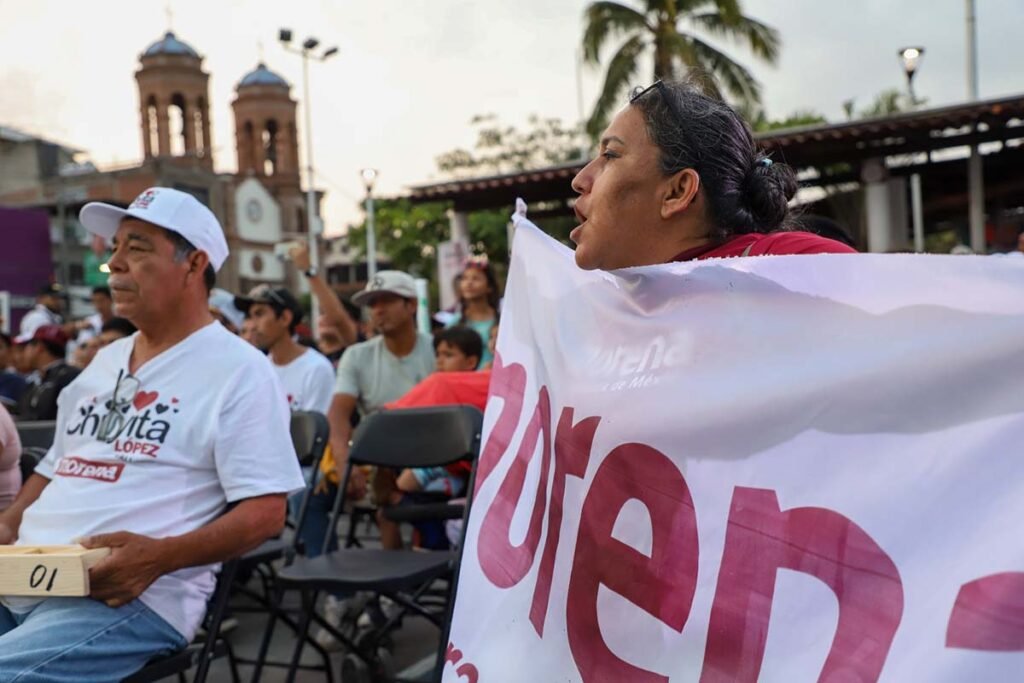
[0,187,304,680]
[328,271,436,524]
[308,270,435,647]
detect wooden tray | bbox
[0,545,110,597]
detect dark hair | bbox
[0,332,10,348]
[165,229,216,292]
[101,317,137,338]
[271,304,301,335]
[32,338,64,360]
[630,80,798,241]
[457,262,501,322]
[433,325,483,369]
[91,286,112,298]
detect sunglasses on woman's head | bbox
[629,80,687,128]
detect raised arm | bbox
[290,242,359,346]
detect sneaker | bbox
[356,596,403,629]
[313,595,346,651]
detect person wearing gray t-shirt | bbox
[328,271,434,535]
[309,270,435,649]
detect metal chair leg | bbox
[284,589,319,683]
[249,584,284,683]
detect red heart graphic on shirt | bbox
[133,391,159,411]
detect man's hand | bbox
[289,242,313,272]
[0,519,16,545]
[81,531,169,608]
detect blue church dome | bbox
[143,31,200,58]
[238,63,289,88]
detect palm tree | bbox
[582,0,781,137]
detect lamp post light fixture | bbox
[965,0,985,252]
[898,46,926,252]
[899,46,924,106]
[278,28,338,338]
[361,168,379,280]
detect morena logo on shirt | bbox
[55,456,125,483]
[65,390,182,458]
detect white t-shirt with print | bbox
[7,322,304,639]
[274,348,335,413]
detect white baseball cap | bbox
[351,270,418,306]
[79,187,230,271]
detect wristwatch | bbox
[304,267,318,278]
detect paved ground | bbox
[212,589,440,682]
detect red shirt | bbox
[672,231,857,261]
[386,371,491,412]
[387,371,492,478]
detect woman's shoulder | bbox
[746,231,858,256]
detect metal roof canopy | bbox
[406,94,1024,213]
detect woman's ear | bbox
[661,168,701,220]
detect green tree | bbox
[435,114,586,178]
[748,108,827,133]
[849,89,927,120]
[345,200,514,306]
[344,113,584,303]
[582,0,781,138]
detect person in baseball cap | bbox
[316,269,436,560]
[76,187,228,330]
[13,324,79,421]
[79,187,229,271]
[0,189,304,677]
[233,284,304,324]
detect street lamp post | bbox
[361,168,379,279]
[279,28,338,337]
[899,46,926,252]
[898,47,924,107]
[965,0,985,252]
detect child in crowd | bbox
[448,256,500,366]
[372,325,488,550]
[433,325,483,373]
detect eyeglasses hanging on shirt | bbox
[97,369,142,443]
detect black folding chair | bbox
[19,447,48,485]
[250,405,483,683]
[14,419,57,450]
[124,558,241,683]
[229,411,339,679]
[234,411,330,601]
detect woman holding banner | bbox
[570,79,856,268]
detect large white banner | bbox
[443,219,1024,682]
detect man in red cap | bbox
[14,325,79,421]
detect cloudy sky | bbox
[2,0,1022,235]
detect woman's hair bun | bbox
[741,158,798,232]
